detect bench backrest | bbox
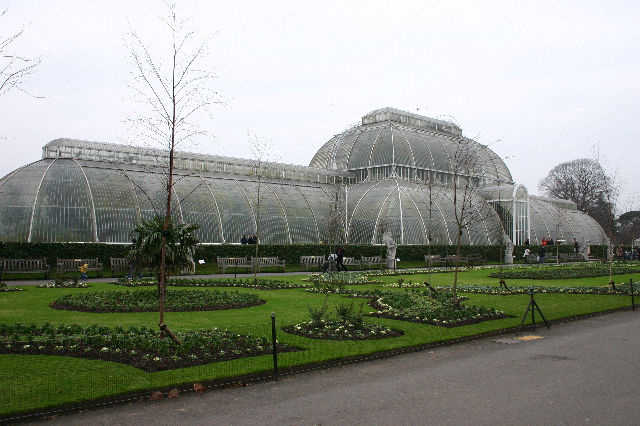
[217,257,249,266]
[57,258,101,268]
[361,256,382,262]
[0,258,49,271]
[253,257,283,265]
[300,255,324,264]
[425,255,442,261]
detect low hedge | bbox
[0,241,610,267]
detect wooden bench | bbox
[559,253,586,262]
[110,257,130,275]
[300,255,325,271]
[342,257,360,267]
[360,256,386,269]
[252,257,286,272]
[0,258,51,278]
[217,257,253,274]
[56,258,103,277]
[445,255,467,267]
[424,255,444,266]
[467,253,485,266]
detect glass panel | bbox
[0,160,53,242]
[173,174,223,244]
[31,160,94,242]
[204,177,255,244]
[83,165,140,243]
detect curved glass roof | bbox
[529,196,607,245]
[0,158,336,244]
[345,179,503,245]
[0,110,608,247]
[310,108,513,185]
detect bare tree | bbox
[246,131,278,282]
[450,138,487,308]
[538,158,616,231]
[323,184,345,252]
[124,1,218,341]
[0,8,42,98]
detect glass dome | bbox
[310,107,513,186]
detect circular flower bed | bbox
[50,289,265,313]
[0,286,23,292]
[368,290,506,327]
[303,272,381,285]
[114,277,308,290]
[37,281,89,289]
[282,319,402,340]
[0,322,297,372]
[487,265,640,280]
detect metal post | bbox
[631,278,635,311]
[271,312,278,381]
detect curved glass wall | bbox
[0,109,608,247]
[529,196,607,246]
[0,159,336,244]
[344,179,503,245]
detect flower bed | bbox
[487,265,640,280]
[0,322,296,372]
[303,272,380,285]
[282,319,402,340]
[50,289,265,313]
[0,286,23,292]
[114,277,308,290]
[368,290,506,327]
[436,283,640,296]
[37,282,89,289]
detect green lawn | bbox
[1,267,637,417]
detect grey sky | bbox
[2,0,639,211]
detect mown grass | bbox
[1,266,637,417]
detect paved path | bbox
[32,310,640,425]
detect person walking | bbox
[523,247,531,264]
[335,246,346,271]
[79,263,89,280]
[538,245,546,264]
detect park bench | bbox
[445,255,467,267]
[0,258,51,278]
[217,257,253,274]
[110,257,129,275]
[467,253,485,266]
[252,257,286,272]
[342,257,360,267]
[424,254,444,267]
[56,258,103,277]
[300,255,325,271]
[559,253,586,263]
[360,256,386,269]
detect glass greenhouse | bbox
[0,107,607,246]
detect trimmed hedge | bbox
[0,241,610,267]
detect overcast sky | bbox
[2,0,639,211]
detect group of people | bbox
[321,246,347,272]
[615,244,640,261]
[240,234,258,244]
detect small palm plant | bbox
[129,215,199,344]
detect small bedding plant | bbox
[282,296,402,340]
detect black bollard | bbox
[631,279,635,312]
[271,312,278,381]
